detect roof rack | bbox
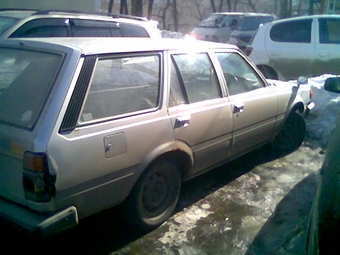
[0,8,39,12]
[32,9,148,21]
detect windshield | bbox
[0,47,63,129]
[0,16,18,36]
[236,16,273,30]
[198,14,240,28]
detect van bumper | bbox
[0,198,78,238]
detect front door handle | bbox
[233,103,244,113]
[174,115,190,129]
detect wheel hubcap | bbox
[143,173,168,213]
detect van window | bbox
[216,52,265,95]
[9,18,69,37]
[319,18,340,44]
[172,53,221,103]
[0,48,63,128]
[270,19,312,43]
[71,19,119,37]
[236,16,273,30]
[80,54,160,122]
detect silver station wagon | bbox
[0,37,307,237]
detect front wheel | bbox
[123,160,181,230]
[271,112,306,151]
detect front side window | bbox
[171,53,221,104]
[216,52,265,95]
[0,48,63,128]
[319,18,340,44]
[80,54,160,122]
[270,19,312,43]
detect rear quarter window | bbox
[0,48,63,129]
[319,18,340,44]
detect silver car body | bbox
[0,9,161,39]
[0,38,306,237]
[247,15,340,81]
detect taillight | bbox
[309,88,314,99]
[23,152,56,202]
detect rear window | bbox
[0,48,63,129]
[236,16,273,30]
[198,14,241,28]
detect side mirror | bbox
[324,77,340,93]
[297,76,308,85]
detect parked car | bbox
[0,8,160,38]
[306,76,340,255]
[246,15,340,81]
[227,13,274,51]
[0,37,307,238]
[190,12,274,44]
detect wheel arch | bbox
[134,141,194,185]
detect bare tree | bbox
[120,0,128,14]
[131,0,143,16]
[173,0,179,31]
[108,0,114,13]
[147,0,155,20]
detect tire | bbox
[123,160,181,229]
[271,112,306,151]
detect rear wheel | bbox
[123,160,181,229]
[272,112,306,151]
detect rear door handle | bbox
[174,115,190,128]
[233,103,244,113]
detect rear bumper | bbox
[0,198,78,238]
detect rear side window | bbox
[119,23,149,37]
[71,19,120,37]
[319,18,340,44]
[270,19,312,43]
[80,54,160,122]
[0,48,63,128]
[9,18,69,37]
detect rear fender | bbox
[129,140,194,189]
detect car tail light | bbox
[244,46,253,56]
[23,152,56,202]
[310,88,314,99]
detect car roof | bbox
[1,37,238,55]
[268,14,340,25]
[212,12,273,17]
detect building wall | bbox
[0,0,100,12]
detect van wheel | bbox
[125,160,181,229]
[271,112,306,151]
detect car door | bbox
[266,18,314,80]
[167,51,233,173]
[215,51,278,157]
[315,17,340,77]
